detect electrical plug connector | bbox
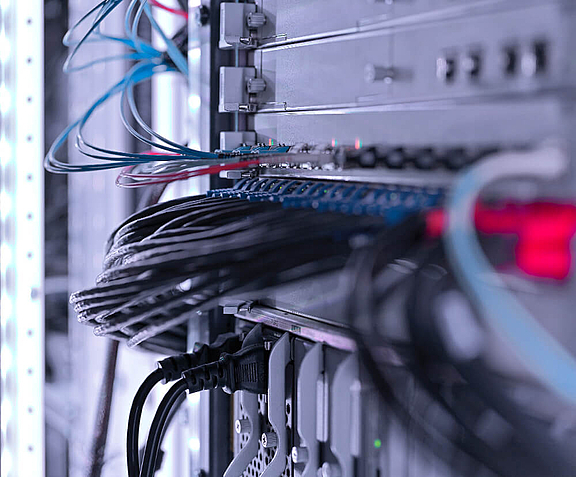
[182,324,269,395]
[139,326,271,477]
[157,332,242,383]
[128,332,242,477]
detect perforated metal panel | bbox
[236,395,294,477]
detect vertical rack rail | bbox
[0,1,45,476]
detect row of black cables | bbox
[80,194,576,476]
[346,224,576,477]
[70,194,389,353]
[106,194,399,476]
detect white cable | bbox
[444,145,576,408]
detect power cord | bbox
[139,325,270,477]
[127,333,242,477]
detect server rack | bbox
[182,1,576,476]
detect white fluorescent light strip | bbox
[0,1,45,476]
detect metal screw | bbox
[246,12,266,29]
[194,5,210,26]
[261,431,278,448]
[436,56,456,82]
[322,462,342,477]
[246,77,266,94]
[364,64,395,83]
[291,446,309,464]
[235,419,250,434]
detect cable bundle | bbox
[70,194,390,352]
[45,0,222,175]
[344,148,576,476]
[346,239,576,476]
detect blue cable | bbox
[45,66,154,173]
[47,0,207,174]
[47,65,180,172]
[445,150,576,408]
[64,52,155,74]
[126,0,162,58]
[124,67,216,157]
[76,62,215,161]
[46,62,218,173]
[63,0,125,72]
[141,1,189,76]
[64,0,162,72]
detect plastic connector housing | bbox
[182,325,268,395]
[157,332,242,384]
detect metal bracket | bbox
[328,354,360,477]
[219,67,260,113]
[224,392,260,477]
[219,3,257,49]
[294,343,323,476]
[261,333,291,477]
[220,131,256,151]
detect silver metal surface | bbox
[220,2,576,477]
[261,432,279,449]
[1,1,45,475]
[254,4,571,111]
[219,3,257,50]
[295,343,323,476]
[255,0,548,47]
[261,334,291,476]
[245,1,576,184]
[225,393,260,477]
[258,166,455,186]
[235,304,356,352]
[329,354,360,477]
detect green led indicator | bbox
[374,439,382,449]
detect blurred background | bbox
[2,1,191,476]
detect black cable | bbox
[345,229,514,476]
[95,214,378,295]
[125,248,349,347]
[404,261,522,477]
[407,265,576,476]
[127,369,164,477]
[88,259,340,345]
[127,333,242,476]
[104,200,274,269]
[73,193,391,349]
[350,237,576,477]
[140,326,268,476]
[154,391,186,471]
[99,212,380,283]
[79,243,340,334]
[107,196,203,244]
[140,379,188,477]
[175,0,187,12]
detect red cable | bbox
[116,160,260,187]
[425,203,576,280]
[149,0,188,20]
